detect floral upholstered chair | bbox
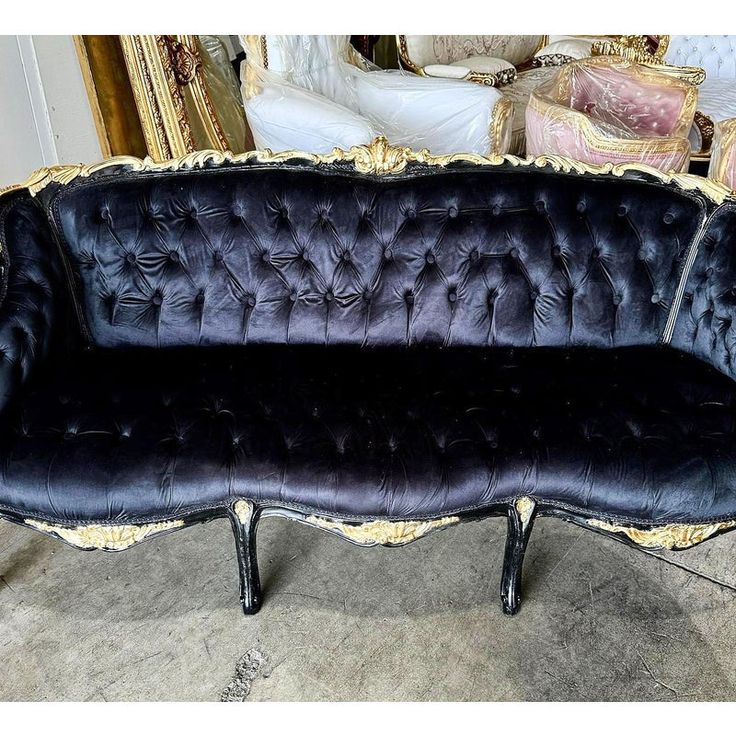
[526,57,697,172]
[397,35,596,153]
[239,35,513,155]
[709,118,736,190]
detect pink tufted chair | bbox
[709,118,736,190]
[526,57,697,172]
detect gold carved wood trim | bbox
[25,518,184,551]
[588,518,736,550]
[305,515,460,546]
[5,138,732,205]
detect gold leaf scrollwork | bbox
[306,515,460,546]
[25,518,184,551]
[3,137,733,205]
[588,518,736,550]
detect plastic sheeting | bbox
[239,35,511,156]
[709,118,736,190]
[526,57,697,172]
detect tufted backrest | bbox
[664,35,736,80]
[40,161,712,353]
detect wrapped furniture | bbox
[240,35,512,155]
[526,57,697,172]
[710,118,736,190]
[397,35,596,153]
[2,138,736,618]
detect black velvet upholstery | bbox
[1,160,735,528]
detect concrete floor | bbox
[2,511,736,700]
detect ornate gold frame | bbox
[4,136,730,204]
[119,35,234,161]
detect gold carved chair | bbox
[396,35,599,154]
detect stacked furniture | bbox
[1,139,736,618]
[239,35,512,155]
[526,57,697,171]
[397,35,596,153]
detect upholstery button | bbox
[280,207,288,218]
[232,205,243,218]
[213,250,224,262]
[261,251,271,263]
[651,293,661,304]
[591,247,600,260]
[189,209,198,221]
[469,249,480,262]
[341,251,351,262]
[448,206,458,218]
[100,207,110,222]
[301,250,310,262]
[169,251,180,263]
[405,291,414,304]
[637,248,647,261]
[663,212,675,224]
[152,293,163,306]
[126,253,137,264]
[383,247,393,261]
[552,245,562,258]
[612,293,622,306]
[363,289,372,302]
[530,289,539,301]
[617,205,628,216]
[289,290,298,302]
[448,289,457,303]
[425,252,436,264]
[509,248,519,259]
[706,267,714,277]
[195,291,205,305]
[63,431,76,441]
[492,204,502,216]
[406,208,417,220]
[576,201,586,213]
[731,286,736,297]
[246,295,256,307]
[535,200,546,213]
[324,291,334,302]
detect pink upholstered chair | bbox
[709,118,736,190]
[526,57,697,172]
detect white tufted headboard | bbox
[664,35,736,79]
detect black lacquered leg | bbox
[500,497,536,615]
[228,500,262,615]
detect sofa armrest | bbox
[0,191,66,414]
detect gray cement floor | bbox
[2,512,736,700]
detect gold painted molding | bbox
[2,137,733,205]
[515,497,536,527]
[233,499,254,526]
[588,518,736,550]
[306,515,460,546]
[25,518,184,551]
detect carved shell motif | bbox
[306,515,459,546]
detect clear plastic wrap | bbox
[709,118,736,190]
[239,35,512,156]
[526,56,697,172]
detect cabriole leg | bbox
[500,497,536,615]
[228,500,262,615]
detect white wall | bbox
[0,35,102,189]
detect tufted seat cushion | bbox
[1,343,736,526]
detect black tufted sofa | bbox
[2,140,736,617]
